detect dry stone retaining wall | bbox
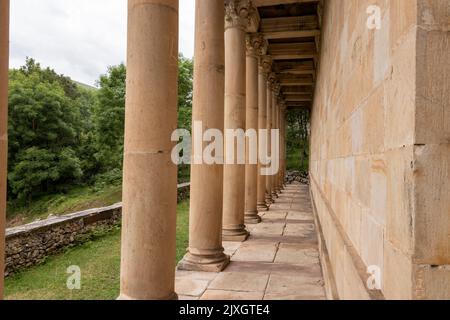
[4,183,190,276]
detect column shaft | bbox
[222,1,251,242]
[178,0,229,272]
[256,63,268,212]
[271,91,278,198]
[265,81,274,205]
[120,0,179,300]
[278,107,285,190]
[0,0,9,300]
[274,101,282,193]
[244,35,261,224]
[280,108,286,188]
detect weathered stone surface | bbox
[232,242,278,263]
[209,272,269,292]
[175,278,210,297]
[251,222,285,236]
[174,184,326,300]
[274,243,320,266]
[201,290,264,300]
[310,0,450,300]
[264,275,325,300]
[5,184,190,276]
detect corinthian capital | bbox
[259,55,273,78]
[268,72,277,89]
[246,33,268,57]
[225,0,256,31]
[273,82,281,96]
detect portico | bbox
[3,0,448,301]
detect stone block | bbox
[383,240,413,300]
[413,144,450,264]
[201,290,264,300]
[264,275,325,300]
[385,147,414,255]
[208,272,269,292]
[274,243,320,266]
[232,242,278,263]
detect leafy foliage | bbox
[286,109,310,172]
[92,64,126,172]
[8,59,89,201]
[7,56,194,206]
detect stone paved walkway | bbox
[175,182,326,300]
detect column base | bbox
[257,202,269,212]
[222,226,249,242]
[272,191,279,199]
[117,292,178,301]
[265,193,274,205]
[245,211,262,224]
[177,251,230,273]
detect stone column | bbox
[119,0,179,300]
[178,0,229,272]
[0,0,9,300]
[273,97,280,195]
[257,56,271,212]
[222,0,254,242]
[244,33,264,224]
[279,105,287,189]
[271,85,279,198]
[265,74,275,205]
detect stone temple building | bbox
[0,0,449,300]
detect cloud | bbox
[10,0,196,86]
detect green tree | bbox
[178,54,194,131]
[93,64,126,173]
[286,109,310,172]
[92,56,194,182]
[7,58,91,201]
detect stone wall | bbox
[310,0,449,299]
[5,183,190,276]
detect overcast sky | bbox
[10,0,196,86]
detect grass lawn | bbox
[286,148,309,172]
[7,184,123,227]
[7,165,191,228]
[4,200,190,300]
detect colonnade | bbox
[0,0,288,300]
[121,0,288,300]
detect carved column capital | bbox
[267,72,277,91]
[246,33,267,58]
[272,80,281,96]
[225,0,256,31]
[260,55,273,79]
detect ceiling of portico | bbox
[254,0,323,110]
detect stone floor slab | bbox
[208,272,270,292]
[201,290,264,300]
[274,243,320,266]
[283,223,316,237]
[232,242,278,263]
[223,241,242,257]
[251,223,285,236]
[264,275,325,300]
[176,270,219,281]
[263,212,288,220]
[174,182,326,301]
[175,278,211,297]
[287,211,314,221]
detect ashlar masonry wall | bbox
[310,0,449,299]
